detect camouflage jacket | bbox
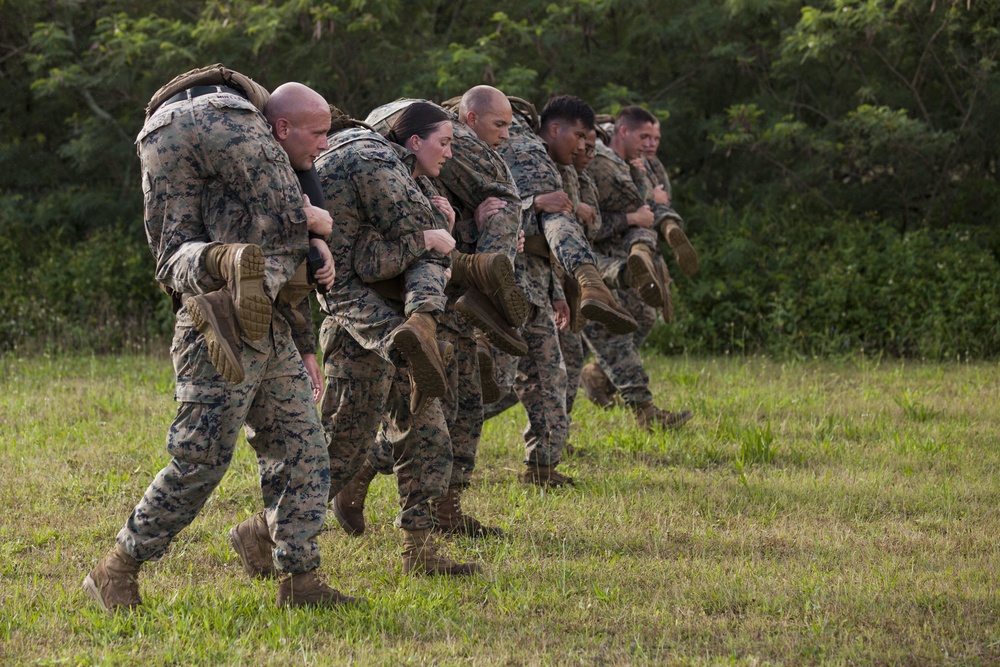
[632,156,683,227]
[585,142,644,248]
[498,112,566,307]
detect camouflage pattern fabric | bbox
[633,156,684,229]
[122,91,327,574]
[365,99,521,264]
[139,92,308,312]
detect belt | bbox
[163,85,243,107]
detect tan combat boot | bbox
[228,511,276,579]
[476,336,502,405]
[625,244,664,308]
[390,312,449,401]
[574,264,638,335]
[401,528,483,576]
[276,569,360,608]
[455,287,528,356]
[581,361,615,410]
[521,462,575,488]
[408,340,454,416]
[451,251,527,327]
[432,485,504,538]
[185,290,245,384]
[82,544,142,614]
[204,243,271,340]
[630,401,693,431]
[659,218,698,276]
[331,460,378,536]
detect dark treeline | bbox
[2,0,998,358]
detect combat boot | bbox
[228,511,276,579]
[331,460,378,536]
[409,340,453,416]
[185,290,245,384]
[574,264,638,335]
[401,528,482,576]
[659,218,698,276]
[276,569,360,608]
[630,401,693,431]
[581,361,616,410]
[390,312,449,401]
[476,336,501,405]
[432,485,504,538]
[82,544,142,614]
[204,243,271,340]
[521,462,575,488]
[624,244,664,308]
[455,287,528,356]
[451,251,527,327]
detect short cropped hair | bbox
[615,105,657,130]
[540,95,595,131]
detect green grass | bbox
[2,352,999,665]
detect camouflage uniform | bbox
[484,115,573,466]
[313,128,450,527]
[121,89,328,575]
[364,100,522,494]
[583,142,660,406]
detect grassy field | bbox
[1,351,998,665]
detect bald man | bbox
[83,71,357,613]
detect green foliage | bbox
[651,206,1000,360]
[2,0,999,353]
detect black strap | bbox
[162,85,243,108]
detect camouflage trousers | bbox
[321,315,458,531]
[482,304,568,465]
[319,317,395,499]
[542,210,597,275]
[118,319,329,574]
[559,328,585,419]
[319,278,409,367]
[582,286,657,406]
[370,322,482,491]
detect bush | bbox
[650,207,1000,360]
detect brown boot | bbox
[390,312,448,400]
[581,361,615,410]
[82,544,142,614]
[204,243,271,340]
[332,460,378,536]
[630,401,693,431]
[659,218,698,276]
[625,244,664,308]
[455,287,528,356]
[432,485,504,538]
[521,462,575,488]
[574,264,638,334]
[656,259,674,323]
[185,290,245,384]
[276,569,360,608]
[476,336,501,404]
[451,251,527,327]
[401,528,482,576]
[228,511,276,579]
[409,340,453,415]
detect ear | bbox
[407,135,422,152]
[274,118,290,140]
[466,110,478,127]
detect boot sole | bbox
[476,344,502,404]
[626,252,664,308]
[666,225,698,276]
[232,245,271,340]
[455,294,528,356]
[188,296,245,384]
[580,299,638,335]
[228,526,277,579]
[82,574,111,614]
[480,254,528,327]
[331,495,365,537]
[392,327,448,399]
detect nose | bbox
[500,126,510,141]
[444,145,453,159]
